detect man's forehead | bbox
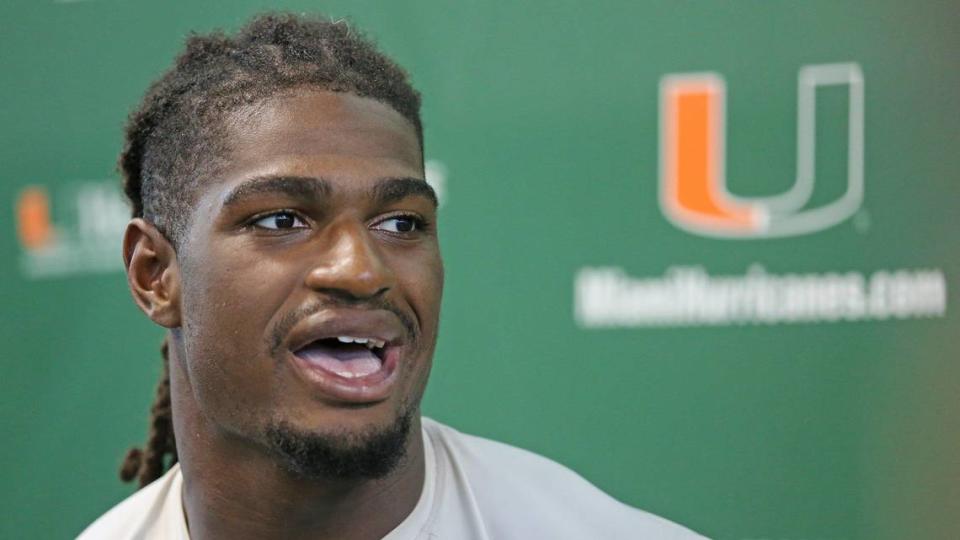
[226,89,421,158]
[189,89,426,208]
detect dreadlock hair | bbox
[120,337,176,487]
[118,12,423,488]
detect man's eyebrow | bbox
[221,176,332,209]
[371,177,438,208]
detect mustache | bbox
[268,296,418,355]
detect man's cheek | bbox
[186,319,277,429]
[181,259,288,405]
[231,255,301,309]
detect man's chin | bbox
[264,407,415,481]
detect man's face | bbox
[172,89,442,476]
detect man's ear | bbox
[123,218,181,328]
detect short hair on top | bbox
[119,12,423,247]
[118,12,422,487]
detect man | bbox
[79,13,705,540]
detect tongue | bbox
[296,342,382,379]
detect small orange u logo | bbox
[16,186,56,250]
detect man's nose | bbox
[304,220,394,301]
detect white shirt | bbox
[78,418,706,539]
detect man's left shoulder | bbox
[423,418,707,539]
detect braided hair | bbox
[120,337,176,487]
[118,12,423,487]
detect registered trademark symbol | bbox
[853,209,871,233]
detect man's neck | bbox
[170,364,425,540]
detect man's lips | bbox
[283,309,407,403]
[285,308,405,353]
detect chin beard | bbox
[265,408,414,481]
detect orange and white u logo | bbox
[659,63,864,238]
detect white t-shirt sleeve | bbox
[76,465,189,540]
[423,419,707,540]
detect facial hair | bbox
[265,404,415,481]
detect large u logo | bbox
[659,63,864,238]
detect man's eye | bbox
[252,212,307,230]
[373,216,420,234]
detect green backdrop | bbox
[1,1,957,538]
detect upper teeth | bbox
[336,336,385,349]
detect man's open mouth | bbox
[283,310,405,401]
[294,336,388,380]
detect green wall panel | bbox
[1,1,956,538]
